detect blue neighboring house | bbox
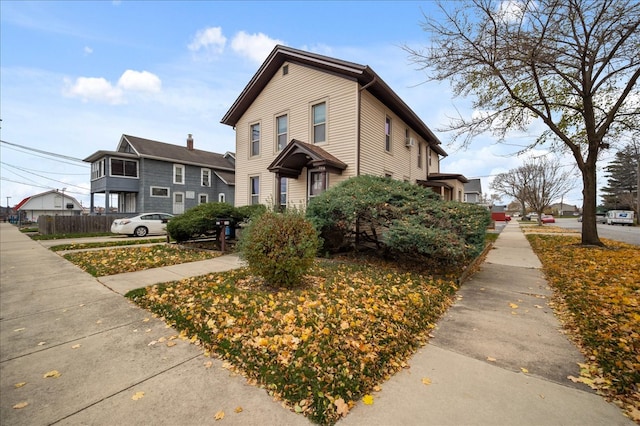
[83,134,235,215]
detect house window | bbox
[417,142,422,168]
[201,168,211,187]
[428,147,432,166]
[173,164,185,184]
[250,176,260,205]
[280,178,288,206]
[385,116,392,152]
[276,115,288,151]
[91,159,105,180]
[218,193,226,203]
[199,194,208,204]
[110,158,138,177]
[308,171,327,197]
[150,187,170,197]
[312,102,326,144]
[282,65,289,75]
[250,123,260,157]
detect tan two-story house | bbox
[221,45,466,208]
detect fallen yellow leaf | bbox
[166,341,176,347]
[43,370,61,378]
[234,406,243,413]
[71,344,81,349]
[421,377,432,385]
[14,382,27,388]
[487,356,497,362]
[132,391,145,401]
[521,367,529,374]
[214,410,225,420]
[509,303,519,309]
[362,394,374,405]
[204,361,213,369]
[13,401,28,409]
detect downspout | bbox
[357,76,377,176]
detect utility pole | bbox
[5,196,11,223]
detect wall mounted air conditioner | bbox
[405,137,416,147]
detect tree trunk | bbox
[581,161,603,246]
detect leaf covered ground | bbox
[63,245,221,277]
[527,234,640,421]
[126,259,458,425]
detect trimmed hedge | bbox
[237,210,320,288]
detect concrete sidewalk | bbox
[1,222,634,425]
[0,223,308,426]
[338,222,633,425]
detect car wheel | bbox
[134,226,148,237]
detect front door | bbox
[173,192,184,214]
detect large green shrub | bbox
[237,210,320,288]
[306,175,490,267]
[166,202,237,242]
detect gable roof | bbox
[83,135,234,171]
[221,45,447,157]
[15,190,82,210]
[464,178,482,193]
[268,139,348,178]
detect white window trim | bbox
[385,116,392,152]
[173,164,185,185]
[250,122,261,157]
[198,193,209,204]
[218,193,226,203]
[150,186,170,198]
[109,158,139,179]
[311,100,327,144]
[276,114,288,152]
[201,168,211,187]
[308,170,328,198]
[250,175,260,205]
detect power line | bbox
[0,139,86,163]
[2,162,87,190]
[1,144,89,168]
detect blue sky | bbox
[1,0,594,210]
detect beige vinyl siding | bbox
[234,62,358,207]
[359,91,432,182]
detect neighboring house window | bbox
[312,102,326,144]
[91,159,105,180]
[150,187,170,197]
[250,176,260,205]
[199,194,208,204]
[308,171,326,197]
[110,158,138,177]
[174,164,185,184]
[250,123,260,157]
[201,168,211,187]
[218,193,225,203]
[417,142,422,168]
[280,178,288,206]
[385,116,392,152]
[276,114,288,151]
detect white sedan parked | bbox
[111,213,174,237]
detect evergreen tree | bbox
[601,144,639,211]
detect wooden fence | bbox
[37,215,116,235]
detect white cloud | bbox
[83,46,93,55]
[188,26,226,54]
[63,70,161,104]
[118,70,162,93]
[231,31,283,63]
[63,76,124,104]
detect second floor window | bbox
[250,176,260,205]
[385,116,392,152]
[110,158,138,177]
[251,123,260,156]
[91,159,106,180]
[277,115,288,151]
[201,168,211,187]
[174,164,185,184]
[417,143,422,168]
[313,102,326,143]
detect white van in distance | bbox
[606,210,635,226]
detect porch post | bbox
[275,173,282,211]
[105,191,110,214]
